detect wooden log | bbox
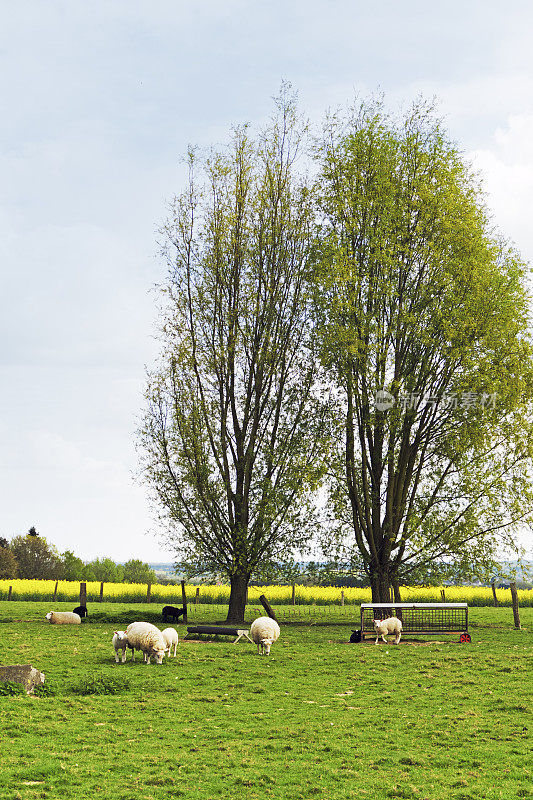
[79,582,87,607]
[146,583,151,604]
[491,581,499,607]
[181,580,188,623]
[52,580,58,602]
[510,582,521,629]
[259,594,278,621]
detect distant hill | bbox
[148,562,181,579]
[146,560,533,587]
[491,560,532,587]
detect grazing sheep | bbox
[373,617,402,645]
[161,627,179,657]
[124,622,167,664]
[162,605,185,623]
[45,611,81,625]
[73,605,88,618]
[250,617,280,655]
[112,630,131,663]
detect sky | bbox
[2,0,533,562]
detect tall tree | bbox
[314,98,533,602]
[0,545,18,579]
[140,91,327,621]
[10,534,62,579]
[87,557,125,583]
[122,559,156,584]
[59,550,88,581]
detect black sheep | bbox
[73,605,88,618]
[349,629,361,643]
[162,605,185,623]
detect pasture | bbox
[0,602,531,800]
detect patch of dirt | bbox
[340,639,461,646]
[394,640,449,646]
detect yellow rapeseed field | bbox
[0,579,531,606]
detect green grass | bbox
[0,602,531,800]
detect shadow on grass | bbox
[84,611,167,626]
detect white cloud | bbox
[493,114,533,161]
[469,114,533,260]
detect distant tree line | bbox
[0,531,157,584]
[2,530,530,589]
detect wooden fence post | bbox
[259,594,278,622]
[510,582,521,629]
[440,588,446,603]
[491,581,499,607]
[79,582,87,607]
[341,590,345,607]
[52,581,58,602]
[146,583,151,604]
[291,584,296,606]
[181,580,188,623]
[7,585,12,601]
[100,582,104,602]
[195,587,200,605]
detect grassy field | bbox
[0,602,531,800]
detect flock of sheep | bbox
[45,606,402,655]
[44,609,282,662]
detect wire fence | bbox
[186,603,360,623]
[0,579,532,607]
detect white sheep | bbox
[250,616,280,655]
[112,630,131,663]
[45,611,81,625]
[124,622,167,664]
[161,627,178,658]
[373,617,402,645]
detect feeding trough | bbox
[359,603,470,642]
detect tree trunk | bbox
[226,573,249,623]
[510,581,521,630]
[370,567,391,604]
[491,580,499,607]
[391,576,402,603]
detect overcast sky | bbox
[2,1,533,562]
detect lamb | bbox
[112,630,132,663]
[250,616,280,655]
[162,605,185,623]
[45,611,81,625]
[73,605,88,618]
[373,617,402,645]
[124,622,167,664]
[161,627,179,657]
